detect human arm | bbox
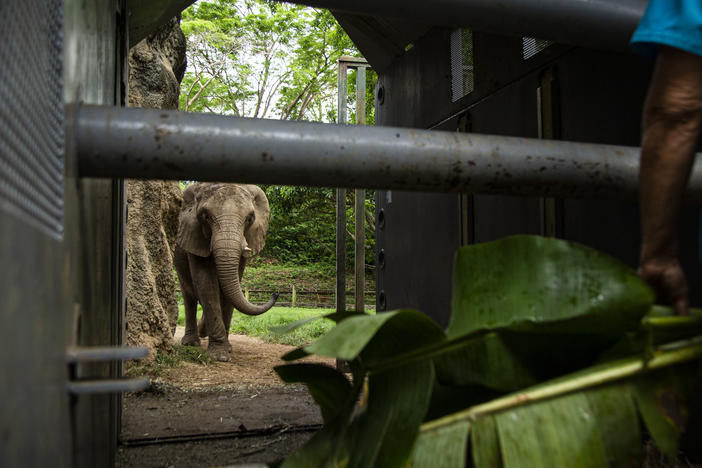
[639,46,702,315]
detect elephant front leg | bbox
[188,255,231,362]
[175,247,200,347]
[221,293,234,353]
[181,293,201,347]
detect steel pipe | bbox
[281,0,647,52]
[65,346,149,363]
[75,104,702,203]
[66,378,149,395]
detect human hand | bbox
[638,257,689,316]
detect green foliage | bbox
[180,0,361,121]
[275,235,702,467]
[346,68,377,126]
[261,186,375,269]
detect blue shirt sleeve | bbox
[631,0,702,58]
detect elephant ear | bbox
[244,185,270,255]
[176,183,210,257]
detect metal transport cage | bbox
[3,0,698,466]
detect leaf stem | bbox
[421,340,702,433]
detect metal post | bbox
[74,104,702,203]
[336,61,348,314]
[540,70,554,237]
[354,66,366,313]
[277,0,646,52]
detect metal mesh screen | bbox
[523,37,552,60]
[0,0,64,238]
[450,28,474,102]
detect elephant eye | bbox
[246,213,255,225]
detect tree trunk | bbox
[125,17,186,358]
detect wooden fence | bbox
[244,287,376,309]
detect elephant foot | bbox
[181,333,201,347]
[208,340,231,362]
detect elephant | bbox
[174,182,278,361]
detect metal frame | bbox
[282,0,646,52]
[336,56,371,314]
[74,103,702,203]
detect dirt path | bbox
[117,328,336,467]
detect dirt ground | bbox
[117,327,336,468]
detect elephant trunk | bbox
[212,229,277,316]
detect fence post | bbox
[292,284,297,308]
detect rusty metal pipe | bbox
[280,0,646,52]
[74,104,702,203]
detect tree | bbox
[180,0,358,122]
[262,186,375,270]
[126,17,186,358]
[180,0,377,270]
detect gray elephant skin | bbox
[175,182,278,361]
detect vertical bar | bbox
[457,112,472,246]
[354,66,366,312]
[336,61,348,313]
[354,189,365,312]
[539,69,557,238]
[356,66,366,126]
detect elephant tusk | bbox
[242,247,254,259]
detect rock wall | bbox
[125,17,185,357]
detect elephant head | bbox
[176,182,277,315]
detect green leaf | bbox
[411,420,471,468]
[303,309,444,362]
[448,235,654,338]
[434,332,538,392]
[585,385,642,467]
[281,360,366,468]
[347,361,435,468]
[495,392,610,468]
[270,311,360,335]
[471,416,502,467]
[281,346,309,362]
[633,366,695,459]
[274,363,352,424]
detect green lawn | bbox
[177,304,336,346]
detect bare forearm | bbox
[637,47,702,314]
[640,47,702,261]
[639,118,698,263]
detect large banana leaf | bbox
[448,235,654,336]
[274,236,702,468]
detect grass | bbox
[177,304,337,346]
[125,344,214,377]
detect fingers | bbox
[674,297,689,316]
[638,258,689,316]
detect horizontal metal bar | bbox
[282,0,646,52]
[65,346,149,363]
[66,378,149,395]
[74,105,702,203]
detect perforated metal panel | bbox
[0,0,64,238]
[450,28,474,102]
[523,37,552,60]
